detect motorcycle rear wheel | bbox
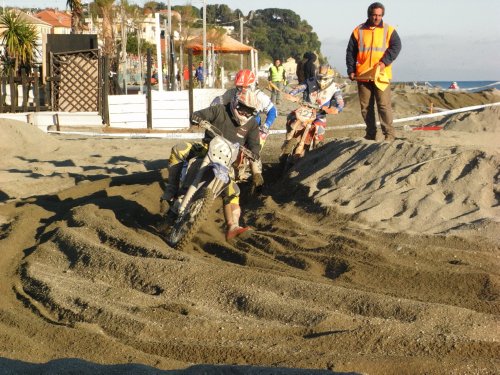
[166,188,214,250]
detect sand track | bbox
[0,89,499,374]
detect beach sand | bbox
[0,87,498,374]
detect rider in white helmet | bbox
[284,64,344,147]
[162,89,261,241]
[211,69,277,189]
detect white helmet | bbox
[317,64,335,90]
[230,89,258,126]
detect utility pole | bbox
[155,12,163,91]
[121,4,127,92]
[163,20,172,91]
[179,13,184,90]
[240,17,244,70]
[202,0,207,87]
[168,0,175,90]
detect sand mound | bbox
[442,105,500,132]
[0,119,60,155]
[6,171,498,374]
[291,138,499,235]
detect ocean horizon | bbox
[395,80,500,92]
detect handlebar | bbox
[198,120,259,162]
[297,100,321,110]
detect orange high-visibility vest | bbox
[353,23,395,80]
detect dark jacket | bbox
[192,104,261,156]
[296,52,310,83]
[346,20,402,76]
[303,53,317,81]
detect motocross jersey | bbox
[192,103,261,157]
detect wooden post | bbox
[146,48,152,130]
[54,113,60,132]
[44,81,51,110]
[21,69,28,112]
[188,49,193,120]
[103,56,110,125]
[0,77,4,113]
[9,74,16,113]
[33,71,40,112]
[429,102,434,114]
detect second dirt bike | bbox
[165,121,257,250]
[280,99,322,172]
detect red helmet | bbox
[234,69,256,88]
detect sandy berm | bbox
[0,88,499,374]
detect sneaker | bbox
[226,226,252,241]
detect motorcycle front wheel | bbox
[166,188,214,250]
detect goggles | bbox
[235,103,257,118]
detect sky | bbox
[12,0,500,81]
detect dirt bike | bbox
[280,98,323,173]
[165,121,258,250]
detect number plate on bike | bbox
[296,107,315,121]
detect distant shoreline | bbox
[395,80,500,89]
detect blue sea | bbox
[400,80,500,92]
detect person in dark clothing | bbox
[346,2,402,141]
[303,52,317,81]
[296,52,310,83]
[161,90,260,240]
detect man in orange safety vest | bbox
[346,2,402,141]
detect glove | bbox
[259,124,269,135]
[191,113,203,124]
[252,173,264,188]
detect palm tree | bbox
[0,11,38,75]
[95,0,116,57]
[66,0,84,34]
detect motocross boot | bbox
[161,162,183,202]
[224,203,252,241]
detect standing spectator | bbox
[268,58,286,105]
[151,69,158,85]
[346,2,402,141]
[303,52,317,81]
[195,61,204,88]
[296,52,310,83]
[182,65,190,89]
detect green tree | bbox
[0,10,38,75]
[206,4,233,25]
[246,8,322,63]
[66,0,84,34]
[126,32,156,58]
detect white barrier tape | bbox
[48,102,500,138]
[47,130,205,139]
[330,101,500,130]
[462,81,500,91]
